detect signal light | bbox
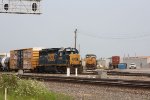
[4,4,8,11]
[32,3,37,12]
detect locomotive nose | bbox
[69,54,80,65]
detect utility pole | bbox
[79,44,80,53]
[74,29,77,49]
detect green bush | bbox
[0,74,72,100]
[0,74,19,92]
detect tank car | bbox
[0,54,10,71]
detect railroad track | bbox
[82,70,150,77]
[19,74,150,89]
[107,71,150,77]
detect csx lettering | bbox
[72,58,78,61]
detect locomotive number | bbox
[72,58,78,61]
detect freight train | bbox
[85,54,97,70]
[0,47,83,73]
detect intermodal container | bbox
[118,63,127,69]
[112,56,120,66]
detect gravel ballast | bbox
[44,81,150,100]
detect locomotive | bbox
[1,47,83,73]
[85,54,97,70]
[37,47,82,73]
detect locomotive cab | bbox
[65,48,80,65]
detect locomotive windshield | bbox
[86,54,96,58]
[65,48,78,55]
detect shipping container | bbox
[118,63,127,69]
[112,56,120,68]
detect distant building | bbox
[0,53,9,58]
[123,56,150,68]
[97,58,111,68]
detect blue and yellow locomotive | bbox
[37,47,82,73]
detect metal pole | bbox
[5,88,7,100]
[79,44,80,53]
[67,67,70,76]
[75,68,78,76]
[74,29,77,49]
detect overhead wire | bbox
[79,31,150,40]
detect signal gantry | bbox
[0,0,42,14]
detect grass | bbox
[0,74,73,100]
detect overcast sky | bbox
[0,0,150,58]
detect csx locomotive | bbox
[85,54,97,70]
[38,47,82,73]
[0,47,83,73]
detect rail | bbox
[19,74,150,89]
